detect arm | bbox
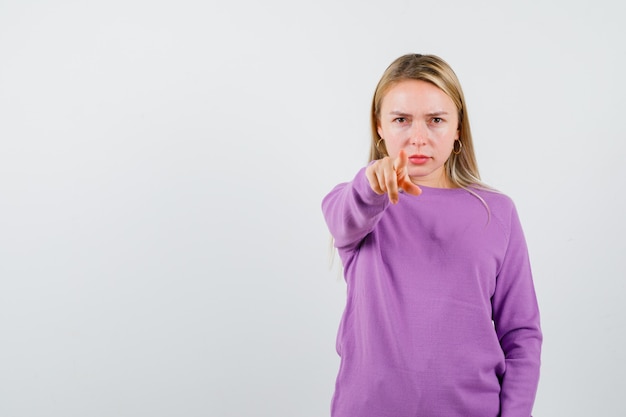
[492,205,542,417]
[321,166,389,252]
[322,151,422,252]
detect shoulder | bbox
[470,187,521,232]
[472,187,516,210]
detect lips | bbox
[408,154,430,165]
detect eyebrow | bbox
[425,111,449,117]
[388,110,449,117]
[389,111,412,117]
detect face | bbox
[377,79,459,188]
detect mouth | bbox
[408,154,430,165]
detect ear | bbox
[377,123,384,139]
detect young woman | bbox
[322,54,542,417]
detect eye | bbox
[432,117,443,124]
[393,117,407,124]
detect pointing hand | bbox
[365,150,422,204]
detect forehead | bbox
[381,79,456,111]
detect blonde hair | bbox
[370,53,491,192]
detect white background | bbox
[1,0,624,416]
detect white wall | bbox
[1,1,624,416]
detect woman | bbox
[322,54,542,417]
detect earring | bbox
[376,138,385,151]
[453,139,462,155]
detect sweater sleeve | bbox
[321,166,389,254]
[492,203,542,417]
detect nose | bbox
[409,122,428,146]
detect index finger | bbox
[384,162,400,204]
[393,149,409,172]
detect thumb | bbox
[401,179,422,196]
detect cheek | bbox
[384,138,404,158]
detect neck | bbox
[410,171,455,189]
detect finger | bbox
[365,161,387,195]
[395,150,422,197]
[400,178,422,196]
[365,164,385,195]
[393,149,409,173]
[384,163,400,204]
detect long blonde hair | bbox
[370,53,490,191]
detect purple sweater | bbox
[322,167,542,417]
